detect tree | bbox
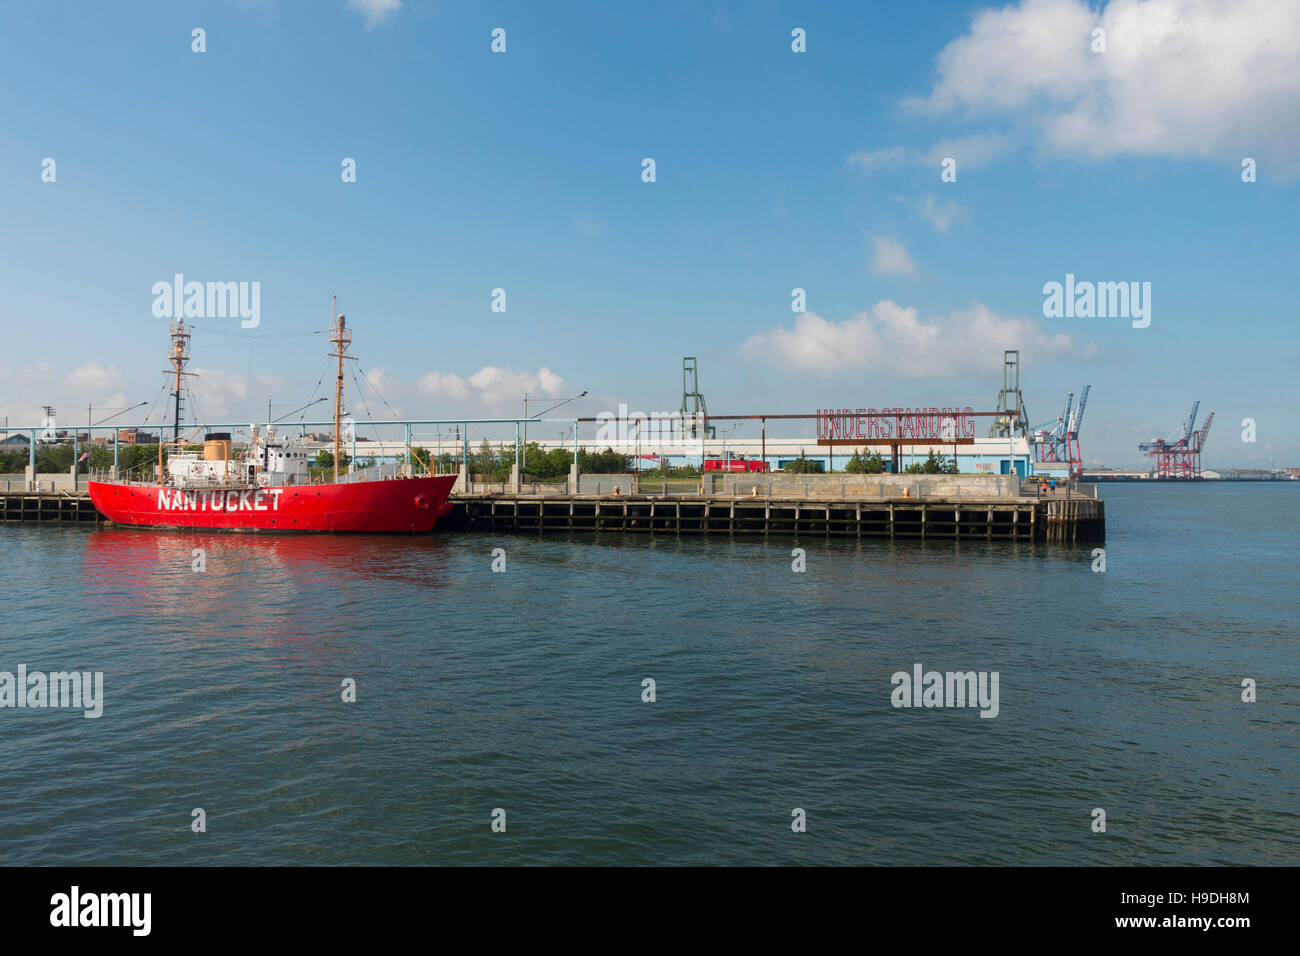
[314,449,352,469]
[578,447,633,474]
[845,450,886,474]
[783,452,824,474]
[0,449,28,472]
[409,445,432,471]
[921,450,957,474]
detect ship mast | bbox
[161,319,196,485]
[327,300,355,483]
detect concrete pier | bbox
[443,491,1104,541]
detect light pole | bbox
[1009,416,1014,482]
[524,390,587,471]
[722,423,741,470]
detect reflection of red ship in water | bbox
[88,310,456,533]
[82,528,457,645]
[83,527,456,589]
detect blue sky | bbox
[1,0,1296,467]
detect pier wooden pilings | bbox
[1042,496,1105,544]
[445,493,1105,542]
[0,491,103,524]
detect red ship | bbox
[88,311,457,533]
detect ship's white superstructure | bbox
[165,426,312,489]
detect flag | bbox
[78,451,90,464]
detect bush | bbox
[899,452,958,475]
[641,463,700,478]
[452,443,633,481]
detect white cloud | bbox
[189,368,282,423]
[0,362,142,431]
[363,366,394,394]
[63,362,123,392]
[417,372,472,403]
[848,136,1009,176]
[869,237,919,278]
[347,0,401,29]
[356,367,403,416]
[740,301,1077,377]
[576,218,604,237]
[846,146,908,173]
[418,366,569,410]
[906,0,1300,173]
[905,195,959,233]
[921,134,1009,170]
[908,0,1097,115]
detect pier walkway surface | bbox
[0,474,1105,543]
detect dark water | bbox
[1,483,1296,865]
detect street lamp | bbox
[523,390,587,471]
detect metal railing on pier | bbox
[454,473,1102,501]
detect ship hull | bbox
[87,475,459,533]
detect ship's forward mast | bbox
[161,319,197,485]
[328,300,357,483]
